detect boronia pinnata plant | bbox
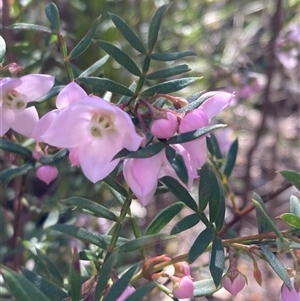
[0,2,299,301]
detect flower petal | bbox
[181,138,207,170]
[0,77,22,95]
[0,106,14,136]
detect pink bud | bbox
[280,278,300,301]
[36,165,58,184]
[150,112,178,139]
[172,276,194,299]
[174,261,191,278]
[116,285,135,301]
[222,272,247,297]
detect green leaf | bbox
[77,77,135,96]
[78,55,110,78]
[33,248,64,286]
[290,195,300,217]
[170,213,201,235]
[223,139,238,178]
[0,138,32,158]
[51,224,109,250]
[126,142,165,159]
[168,124,226,144]
[22,269,68,301]
[148,4,170,52]
[39,148,68,165]
[193,278,219,297]
[165,146,188,185]
[109,13,147,54]
[2,266,51,301]
[209,237,224,287]
[146,64,191,80]
[93,252,118,301]
[0,35,6,61]
[117,233,174,253]
[94,40,141,76]
[45,3,61,32]
[27,86,65,107]
[206,134,223,164]
[103,265,138,301]
[252,193,285,242]
[198,164,215,212]
[280,170,300,191]
[117,82,137,105]
[69,16,101,59]
[261,245,291,290]
[141,77,199,96]
[125,282,156,301]
[0,161,35,185]
[62,196,118,221]
[150,51,196,61]
[214,180,226,232]
[188,227,214,263]
[280,213,300,228]
[7,23,52,33]
[69,248,81,301]
[177,91,212,113]
[145,202,185,235]
[103,177,128,197]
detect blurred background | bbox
[1,0,300,300]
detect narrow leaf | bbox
[165,146,188,185]
[146,64,191,80]
[141,77,199,96]
[223,139,238,178]
[109,13,147,54]
[198,164,215,212]
[209,237,225,287]
[177,91,212,113]
[0,35,6,61]
[22,269,68,301]
[261,245,291,289]
[127,142,165,159]
[70,248,81,301]
[188,227,214,263]
[159,176,198,212]
[280,170,300,191]
[215,180,226,232]
[69,16,101,59]
[150,51,197,61]
[62,196,118,221]
[7,23,52,33]
[94,40,141,76]
[0,161,35,185]
[0,138,32,158]
[148,4,170,51]
[145,202,185,235]
[45,3,61,32]
[51,224,109,250]
[280,213,300,228]
[125,282,156,301]
[118,233,174,253]
[168,124,226,144]
[77,77,135,96]
[170,213,201,235]
[193,278,219,297]
[27,86,65,107]
[103,177,128,197]
[290,195,300,217]
[79,55,110,78]
[206,134,223,164]
[39,148,68,165]
[93,252,118,301]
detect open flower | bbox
[37,95,143,183]
[0,74,54,136]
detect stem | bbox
[135,55,151,94]
[57,32,74,81]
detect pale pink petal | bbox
[15,74,55,102]
[0,77,22,95]
[116,286,135,301]
[280,278,300,301]
[31,109,60,141]
[69,148,80,166]
[56,82,87,109]
[0,106,14,136]
[181,138,207,170]
[179,110,209,133]
[173,276,194,299]
[77,96,116,114]
[199,92,233,119]
[10,107,39,136]
[36,165,58,184]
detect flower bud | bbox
[116,285,135,301]
[222,272,247,297]
[280,277,300,301]
[36,165,58,184]
[174,261,191,278]
[172,276,194,299]
[150,112,178,139]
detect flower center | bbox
[89,113,114,138]
[3,90,27,110]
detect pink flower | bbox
[222,272,247,297]
[150,111,178,139]
[36,165,58,184]
[214,127,235,155]
[123,144,197,206]
[0,74,54,136]
[172,276,194,299]
[36,93,143,183]
[116,285,135,301]
[280,278,300,301]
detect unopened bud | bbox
[172,276,194,299]
[222,272,247,297]
[280,277,300,301]
[36,165,58,184]
[150,111,178,139]
[173,261,191,277]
